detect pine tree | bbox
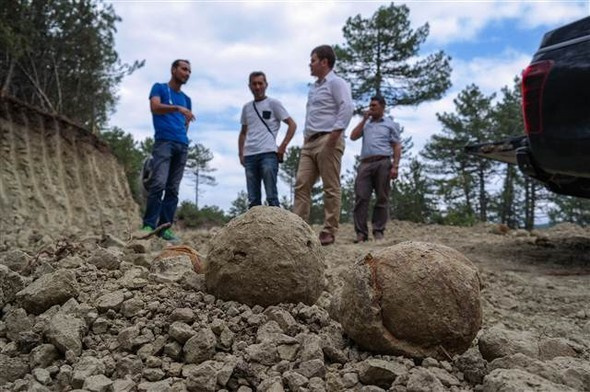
[334,3,451,110]
[185,142,217,209]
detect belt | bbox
[361,155,389,163]
[307,132,329,142]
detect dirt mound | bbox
[0,95,139,249]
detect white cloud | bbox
[108,1,586,212]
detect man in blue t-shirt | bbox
[142,59,195,243]
[350,95,402,243]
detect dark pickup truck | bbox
[466,16,590,198]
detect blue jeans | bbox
[244,152,279,208]
[143,140,188,229]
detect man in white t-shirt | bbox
[238,71,297,208]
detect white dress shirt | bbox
[304,70,354,138]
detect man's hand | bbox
[239,152,245,167]
[178,106,195,123]
[390,165,399,180]
[326,130,342,149]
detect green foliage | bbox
[278,146,301,205]
[228,190,249,218]
[100,127,148,204]
[185,142,217,209]
[0,0,144,129]
[423,84,496,223]
[334,2,451,110]
[547,195,590,226]
[390,158,436,223]
[177,201,228,228]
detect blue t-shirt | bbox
[149,83,192,145]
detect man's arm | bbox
[390,142,402,180]
[150,96,195,123]
[238,124,248,166]
[327,79,354,146]
[278,117,297,156]
[350,112,369,141]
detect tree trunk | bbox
[478,165,487,221]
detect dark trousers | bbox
[244,152,280,208]
[143,140,188,229]
[353,158,392,239]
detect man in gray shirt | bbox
[350,95,402,242]
[293,45,354,246]
[239,71,296,208]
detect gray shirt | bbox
[304,70,354,138]
[241,97,290,156]
[360,117,401,159]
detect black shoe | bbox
[354,234,368,243]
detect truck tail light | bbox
[521,60,553,135]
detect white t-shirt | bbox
[241,97,290,156]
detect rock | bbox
[45,313,86,356]
[0,353,30,384]
[121,297,145,318]
[0,264,27,308]
[489,353,590,391]
[88,247,122,270]
[118,268,149,289]
[0,249,31,274]
[483,368,577,392]
[478,325,539,361]
[32,367,51,385]
[245,341,280,366]
[5,307,34,341]
[169,322,195,344]
[295,359,326,379]
[96,290,126,312]
[72,356,106,388]
[83,374,114,392]
[169,308,195,323]
[113,378,136,392]
[538,337,578,360]
[283,370,308,390]
[338,242,482,359]
[154,245,204,274]
[357,359,408,388]
[115,355,143,380]
[454,347,488,384]
[16,269,79,314]
[150,255,195,283]
[185,360,221,392]
[29,344,60,369]
[183,327,216,364]
[405,367,445,392]
[205,207,325,307]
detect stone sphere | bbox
[338,241,482,360]
[205,207,325,307]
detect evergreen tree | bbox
[228,190,249,218]
[390,158,436,223]
[100,127,147,203]
[422,84,496,224]
[0,0,144,129]
[278,146,300,205]
[334,3,451,111]
[185,142,217,209]
[547,195,590,226]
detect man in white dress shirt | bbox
[293,45,354,246]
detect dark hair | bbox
[371,95,386,107]
[172,59,190,69]
[248,71,267,84]
[311,45,336,69]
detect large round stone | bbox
[338,241,482,360]
[205,207,325,307]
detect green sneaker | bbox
[160,228,181,244]
[141,225,153,233]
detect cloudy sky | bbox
[108,1,588,212]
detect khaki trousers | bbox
[293,135,345,235]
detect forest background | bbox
[1,0,588,229]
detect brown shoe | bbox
[374,231,384,241]
[354,233,367,243]
[319,231,335,246]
